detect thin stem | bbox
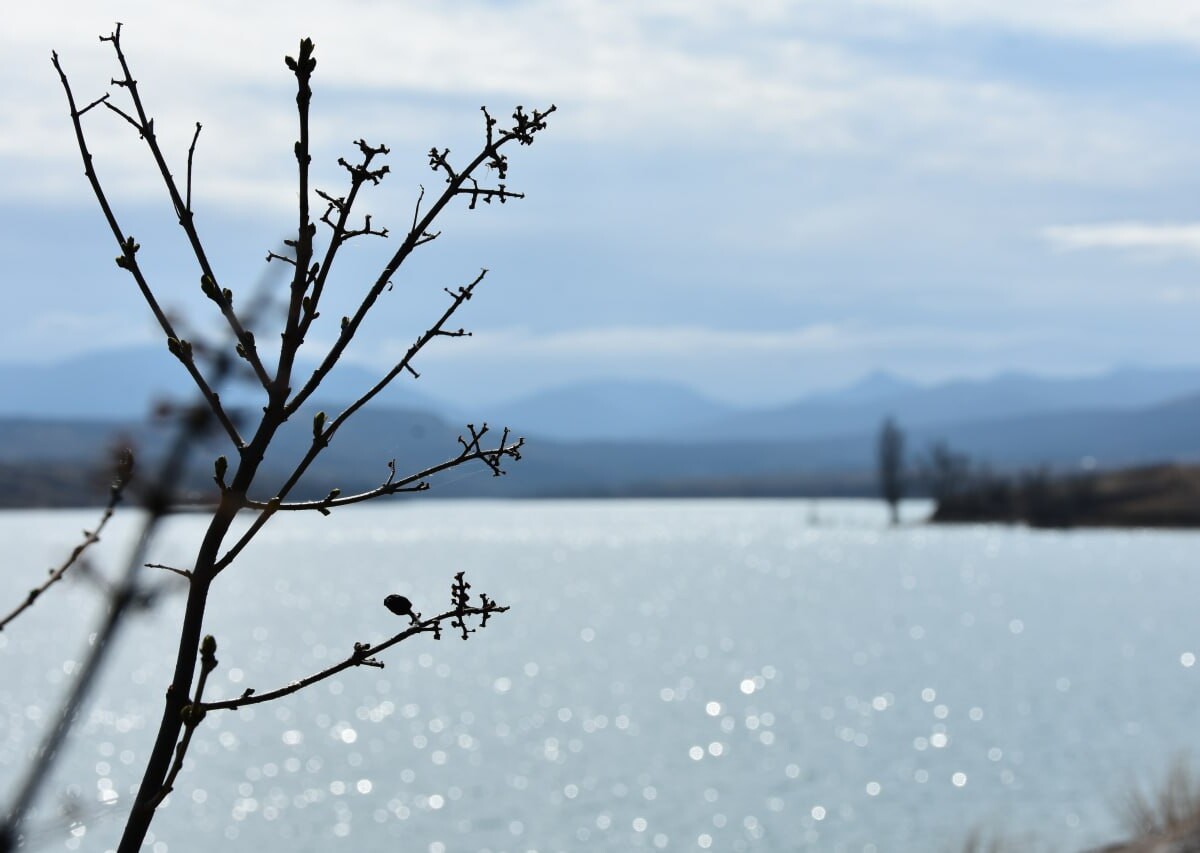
[298,140,390,344]
[214,274,516,574]
[272,38,317,413]
[147,637,218,810]
[100,25,272,390]
[218,429,522,573]
[185,122,201,214]
[286,106,555,416]
[50,52,243,450]
[201,602,508,712]
[0,450,132,632]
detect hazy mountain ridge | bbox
[4,349,1200,504]
[3,389,1200,504]
[9,347,1200,445]
[0,347,449,419]
[685,365,1200,444]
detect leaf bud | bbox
[180,703,207,726]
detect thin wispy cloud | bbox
[1,0,1186,210]
[863,0,1200,49]
[1042,223,1200,257]
[409,323,1048,361]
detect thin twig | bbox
[147,636,218,809]
[50,53,245,450]
[269,37,317,418]
[214,273,518,574]
[185,122,201,215]
[99,25,272,391]
[0,449,133,632]
[200,600,508,712]
[220,428,522,572]
[300,140,391,344]
[286,105,555,416]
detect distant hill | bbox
[2,384,1200,505]
[6,348,1200,446]
[0,346,449,419]
[465,378,738,441]
[801,369,916,405]
[4,349,1200,505]
[687,365,1200,443]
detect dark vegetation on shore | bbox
[927,459,1200,528]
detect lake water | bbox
[2,499,1199,852]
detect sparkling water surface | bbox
[2,499,1198,852]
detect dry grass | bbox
[1091,758,1200,852]
[953,760,1200,853]
[957,829,1025,852]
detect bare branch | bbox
[287,103,556,415]
[76,92,111,116]
[268,36,319,415]
[51,54,256,444]
[200,591,508,712]
[185,122,201,215]
[210,271,518,574]
[162,339,243,448]
[242,477,430,516]
[17,34,551,853]
[147,635,219,809]
[146,563,192,581]
[100,99,141,133]
[217,426,522,573]
[0,448,133,632]
[95,26,272,390]
[297,139,392,346]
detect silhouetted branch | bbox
[147,635,219,809]
[185,121,201,214]
[51,52,248,448]
[13,31,549,853]
[201,578,507,712]
[97,24,273,390]
[287,101,555,415]
[220,423,522,572]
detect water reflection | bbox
[2,501,1199,850]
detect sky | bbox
[5,1,1200,407]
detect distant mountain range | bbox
[410,363,1200,445]
[0,347,448,420]
[2,347,1200,503]
[7,346,1200,445]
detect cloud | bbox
[1,0,1184,216]
[1041,222,1200,257]
[399,322,1045,363]
[861,0,1200,50]
[356,321,1067,405]
[0,311,157,362]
